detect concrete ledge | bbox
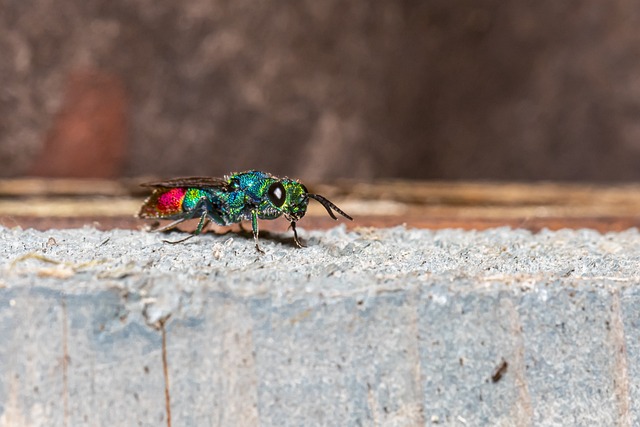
[1,225,639,426]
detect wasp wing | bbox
[141,176,230,190]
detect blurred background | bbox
[2,0,640,182]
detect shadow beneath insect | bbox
[245,229,302,249]
[154,223,301,249]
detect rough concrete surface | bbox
[0,224,639,426]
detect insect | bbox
[138,170,353,253]
[491,359,508,383]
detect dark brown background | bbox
[2,1,640,182]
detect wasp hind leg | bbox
[150,217,188,233]
[163,211,209,245]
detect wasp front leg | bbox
[251,210,265,254]
[290,221,305,248]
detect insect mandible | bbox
[138,170,353,252]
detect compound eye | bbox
[267,182,286,208]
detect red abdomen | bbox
[138,188,187,218]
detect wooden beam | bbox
[1,178,639,232]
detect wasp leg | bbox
[151,217,188,233]
[251,210,265,254]
[238,221,249,233]
[163,210,209,245]
[193,214,210,236]
[164,234,195,245]
[152,196,211,234]
[290,221,305,248]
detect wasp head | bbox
[266,179,353,224]
[266,180,309,221]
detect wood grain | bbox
[1,178,639,232]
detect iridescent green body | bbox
[138,170,352,252]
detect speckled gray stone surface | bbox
[1,225,639,426]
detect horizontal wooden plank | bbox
[1,178,639,232]
[2,214,639,234]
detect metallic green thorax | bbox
[138,170,352,252]
[218,171,310,224]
